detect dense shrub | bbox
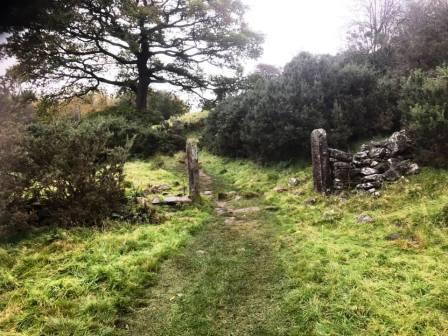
[204,53,400,161]
[0,122,30,231]
[0,117,130,229]
[92,115,186,158]
[98,89,188,125]
[400,67,448,166]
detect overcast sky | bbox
[1,0,356,76]
[243,0,355,69]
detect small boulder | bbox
[288,177,301,187]
[329,148,353,162]
[306,198,318,205]
[148,184,171,194]
[152,196,192,205]
[406,163,420,175]
[357,181,382,190]
[354,151,369,161]
[362,174,384,183]
[361,167,379,176]
[386,233,401,241]
[383,168,401,182]
[368,147,386,159]
[387,130,412,155]
[357,214,374,223]
[375,162,390,174]
[360,159,373,166]
[333,162,352,169]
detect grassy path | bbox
[126,170,292,335]
[124,153,448,336]
[3,152,448,335]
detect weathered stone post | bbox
[186,139,201,202]
[311,129,331,194]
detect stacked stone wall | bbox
[328,130,420,194]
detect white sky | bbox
[243,0,355,69]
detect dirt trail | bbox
[125,169,291,336]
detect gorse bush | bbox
[95,115,186,158]
[0,122,29,231]
[400,66,448,166]
[204,53,400,161]
[0,117,130,230]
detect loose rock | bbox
[288,177,301,187]
[357,214,374,223]
[386,233,401,241]
[306,198,317,206]
[361,167,379,176]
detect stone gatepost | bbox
[311,129,331,194]
[186,139,201,202]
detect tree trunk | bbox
[135,79,149,113]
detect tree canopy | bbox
[2,0,262,111]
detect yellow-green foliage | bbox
[172,111,209,136]
[0,155,211,335]
[202,152,448,335]
[176,110,209,125]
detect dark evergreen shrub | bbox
[89,115,186,158]
[0,117,130,229]
[205,52,399,161]
[400,67,448,166]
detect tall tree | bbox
[347,0,402,69]
[2,0,262,112]
[393,0,448,71]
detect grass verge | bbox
[0,154,212,336]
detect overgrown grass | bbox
[2,149,448,335]
[0,155,211,335]
[202,152,448,335]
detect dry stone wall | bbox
[316,130,420,195]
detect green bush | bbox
[92,115,186,158]
[204,52,399,161]
[0,117,130,229]
[98,89,188,126]
[400,67,448,166]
